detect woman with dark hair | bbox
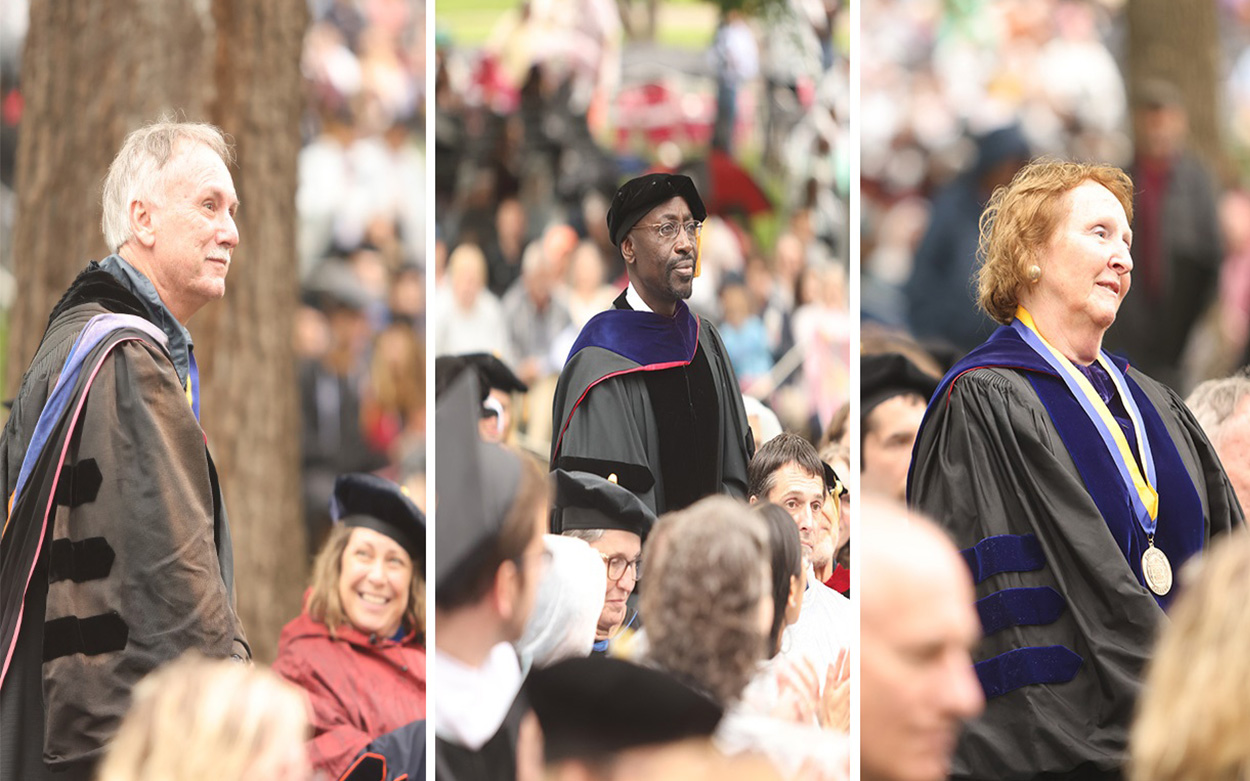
[755,502,805,657]
[273,473,427,779]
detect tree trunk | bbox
[11,0,308,663]
[1126,0,1223,172]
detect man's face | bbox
[862,394,928,502]
[861,549,984,781]
[622,196,697,314]
[763,462,826,562]
[506,503,551,642]
[479,388,512,443]
[144,141,239,322]
[587,529,642,641]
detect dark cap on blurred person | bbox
[607,174,707,246]
[526,656,723,764]
[434,353,528,403]
[861,352,940,420]
[331,473,425,570]
[551,470,656,540]
[1136,79,1185,110]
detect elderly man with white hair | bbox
[1,119,249,781]
[1186,373,1250,508]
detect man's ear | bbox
[491,558,521,622]
[620,235,635,265]
[130,199,157,248]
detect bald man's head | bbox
[860,498,984,781]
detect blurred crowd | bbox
[433,0,851,455]
[295,0,429,555]
[862,0,1250,396]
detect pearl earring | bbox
[1028,265,1042,283]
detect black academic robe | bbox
[0,265,248,780]
[550,292,752,517]
[434,690,529,781]
[908,326,1243,781]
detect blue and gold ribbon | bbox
[1011,307,1158,530]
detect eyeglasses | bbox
[634,221,702,243]
[600,552,642,581]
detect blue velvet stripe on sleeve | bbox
[960,534,1046,585]
[975,587,1066,636]
[975,645,1083,699]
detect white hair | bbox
[101,118,233,252]
[1186,375,1250,445]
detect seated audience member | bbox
[1185,374,1250,507]
[516,534,607,674]
[1129,532,1250,781]
[860,498,984,781]
[641,496,773,706]
[552,469,656,652]
[434,372,551,780]
[273,473,427,779]
[747,433,852,677]
[97,653,310,781]
[526,656,782,781]
[860,352,938,501]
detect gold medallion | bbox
[1141,545,1173,596]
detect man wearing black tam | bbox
[551,174,753,518]
[860,352,939,502]
[552,470,656,653]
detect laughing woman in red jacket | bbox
[273,473,427,779]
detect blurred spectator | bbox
[711,10,759,153]
[1106,81,1223,392]
[860,499,984,781]
[1128,532,1250,781]
[301,262,389,558]
[434,243,509,359]
[1186,374,1250,508]
[502,241,573,386]
[904,123,1030,355]
[860,352,939,502]
[720,278,774,386]
[96,653,310,781]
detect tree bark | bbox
[10,0,308,663]
[1126,0,1223,172]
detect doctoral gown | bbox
[908,325,1243,781]
[550,291,752,517]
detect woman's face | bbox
[338,527,412,639]
[1024,180,1133,335]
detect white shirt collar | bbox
[432,641,522,750]
[625,282,654,314]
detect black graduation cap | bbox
[434,353,528,402]
[861,352,941,420]
[606,173,707,247]
[551,470,656,540]
[526,656,723,764]
[331,473,425,572]
[434,370,523,590]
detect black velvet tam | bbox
[551,469,656,540]
[332,473,425,569]
[527,656,722,764]
[606,173,707,246]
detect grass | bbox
[437,0,719,51]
